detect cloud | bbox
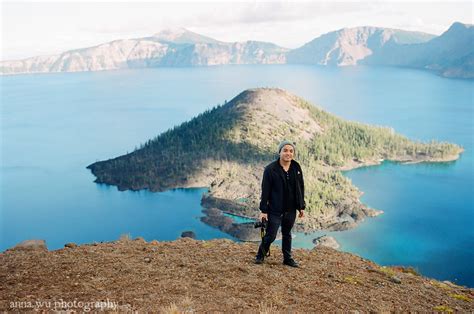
[1,1,472,60]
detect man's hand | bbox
[298,210,304,218]
[259,213,268,221]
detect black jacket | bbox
[259,159,306,214]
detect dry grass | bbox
[257,301,278,314]
[433,305,454,312]
[449,293,472,302]
[392,266,421,276]
[119,233,131,242]
[378,266,396,277]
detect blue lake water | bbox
[1,65,473,286]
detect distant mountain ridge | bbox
[286,26,435,66]
[0,28,287,74]
[361,22,474,78]
[1,22,472,78]
[151,27,220,44]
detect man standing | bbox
[255,140,305,267]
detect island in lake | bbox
[87,88,463,240]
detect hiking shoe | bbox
[283,258,299,267]
[254,256,264,264]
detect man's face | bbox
[279,144,294,162]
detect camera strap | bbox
[260,225,270,257]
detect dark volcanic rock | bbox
[200,208,261,241]
[181,231,196,239]
[313,235,340,250]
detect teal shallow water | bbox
[1,65,473,286]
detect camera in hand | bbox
[254,219,267,229]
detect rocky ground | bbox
[1,238,473,312]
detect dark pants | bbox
[256,210,297,261]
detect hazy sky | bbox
[1,0,472,61]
